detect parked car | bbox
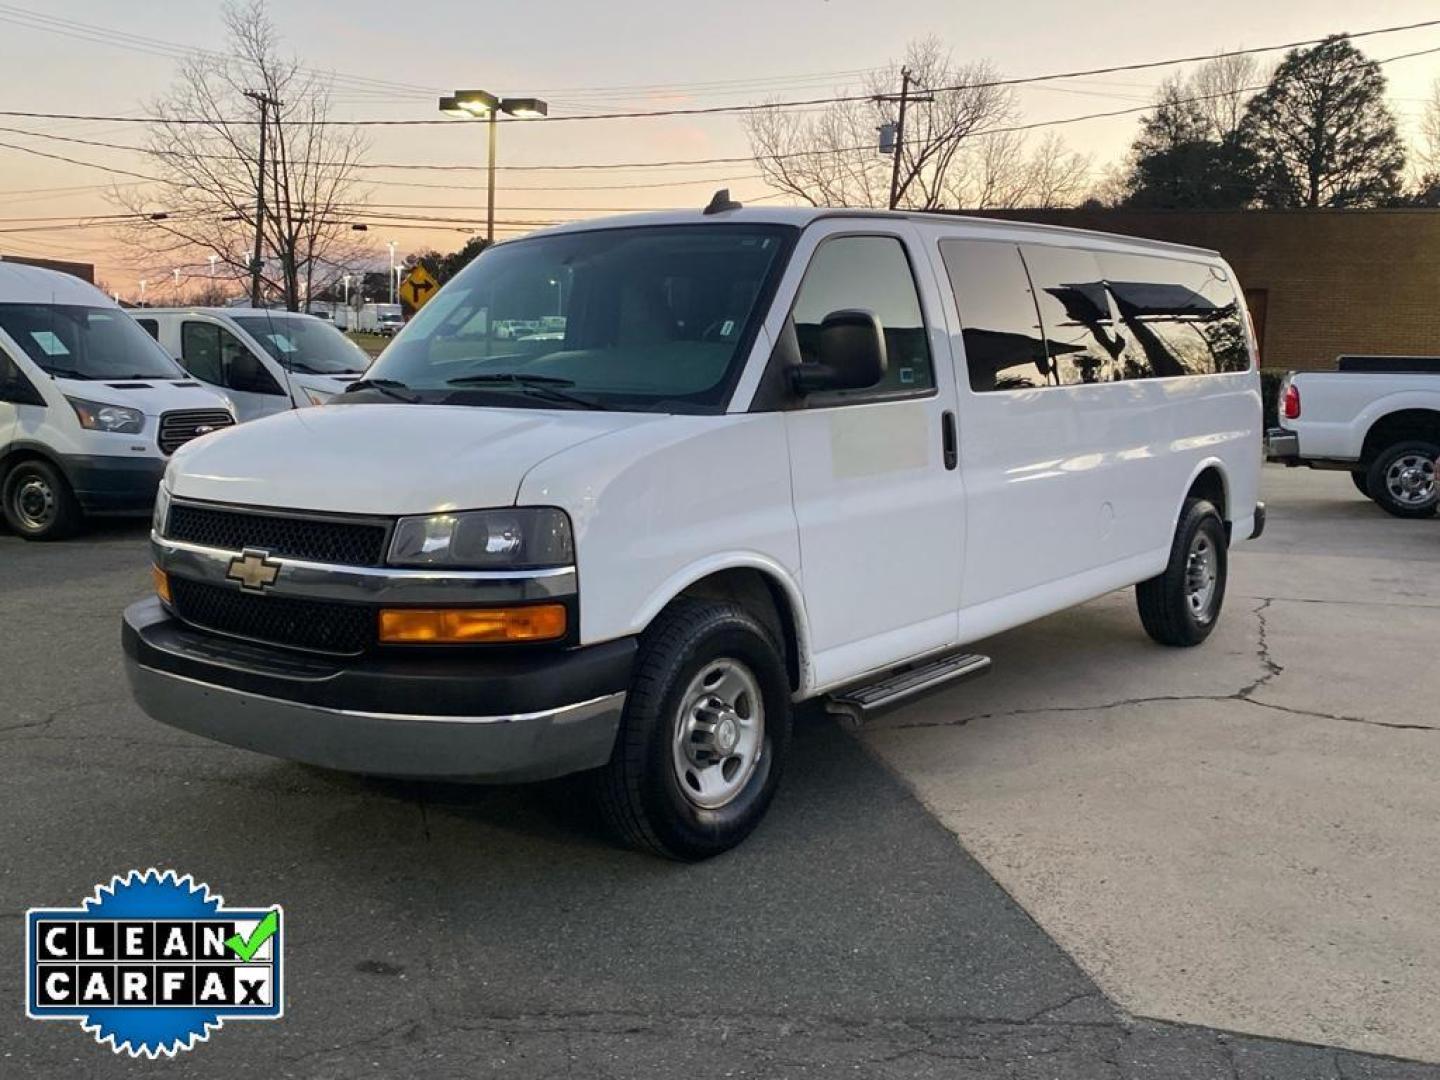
[136,308,372,422]
[376,312,405,337]
[1266,355,1440,517]
[0,264,234,540]
[123,205,1264,859]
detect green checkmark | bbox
[225,910,279,962]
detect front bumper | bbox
[1265,427,1300,464]
[61,454,166,515]
[122,598,634,782]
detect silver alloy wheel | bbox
[13,474,56,531]
[672,658,765,810]
[1384,454,1437,507]
[1184,532,1219,624]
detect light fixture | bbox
[501,97,548,118]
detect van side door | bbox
[940,239,1132,623]
[180,319,288,422]
[777,224,964,689]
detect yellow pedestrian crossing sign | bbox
[398,264,440,319]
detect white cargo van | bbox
[0,264,234,540]
[124,206,1264,859]
[137,308,372,421]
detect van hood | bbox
[50,376,231,416]
[285,372,362,406]
[166,401,660,515]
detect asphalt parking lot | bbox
[2,465,1438,1078]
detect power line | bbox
[3,18,1437,129]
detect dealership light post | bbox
[438,90,549,244]
[387,240,397,304]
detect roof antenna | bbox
[704,189,743,215]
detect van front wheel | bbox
[596,598,792,861]
[1136,498,1227,647]
[2,459,82,541]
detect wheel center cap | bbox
[714,716,740,755]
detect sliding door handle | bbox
[941,410,958,471]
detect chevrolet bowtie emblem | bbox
[226,549,282,592]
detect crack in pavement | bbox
[890,597,1440,736]
[0,697,114,738]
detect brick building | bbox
[0,255,95,283]
[961,209,1440,372]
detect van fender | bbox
[0,439,71,482]
[627,552,816,695]
[1173,455,1230,527]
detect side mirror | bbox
[791,309,887,395]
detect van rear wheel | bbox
[595,597,792,861]
[1136,498,1227,648]
[2,459,82,541]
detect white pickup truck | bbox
[1267,356,1440,518]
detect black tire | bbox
[1365,441,1439,519]
[596,597,792,861]
[1136,498,1227,648]
[1350,470,1371,498]
[1,458,82,541]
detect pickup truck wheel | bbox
[1135,498,1227,647]
[1350,470,1371,498]
[596,598,792,861]
[2,459,82,541]
[1366,442,1438,519]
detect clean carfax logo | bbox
[25,869,283,1058]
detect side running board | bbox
[824,652,991,729]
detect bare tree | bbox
[115,1,369,310]
[1418,77,1440,178]
[945,129,1091,209]
[1191,52,1265,140]
[745,38,1014,210]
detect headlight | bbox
[67,397,144,434]
[302,387,332,407]
[152,483,171,536]
[388,508,573,569]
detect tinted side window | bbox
[791,235,934,399]
[1098,253,1250,378]
[135,318,159,340]
[180,322,224,384]
[940,240,1052,392]
[1021,247,1120,386]
[0,349,45,406]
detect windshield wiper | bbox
[345,377,420,403]
[43,366,93,380]
[446,372,605,410]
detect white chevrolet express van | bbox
[137,308,372,421]
[123,206,1264,859]
[0,264,234,540]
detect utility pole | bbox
[877,68,933,211]
[242,89,281,308]
[888,68,912,211]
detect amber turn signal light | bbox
[378,604,567,644]
[152,566,172,604]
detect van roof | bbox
[140,307,315,317]
[524,206,1219,259]
[0,261,115,307]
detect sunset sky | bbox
[1,0,1437,300]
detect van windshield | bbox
[367,224,794,413]
[0,303,184,381]
[232,314,371,375]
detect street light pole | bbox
[387,241,398,304]
[439,91,548,248]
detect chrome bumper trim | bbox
[151,534,576,604]
[125,658,625,782]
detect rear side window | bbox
[940,240,1052,392]
[1020,247,1120,387]
[135,318,159,341]
[791,235,934,399]
[1097,253,1250,377]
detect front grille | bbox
[170,577,375,655]
[167,503,389,565]
[158,409,235,455]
